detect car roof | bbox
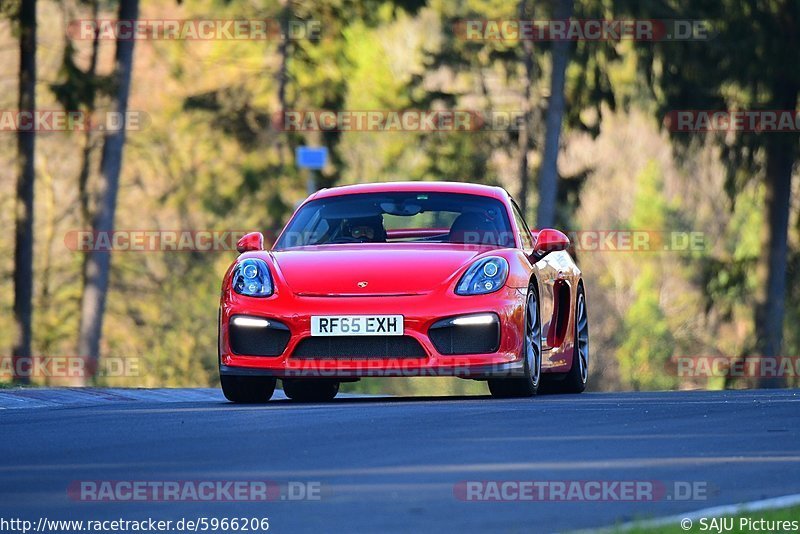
[308,181,510,202]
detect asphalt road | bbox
[0,388,799,533]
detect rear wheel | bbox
[220,375,276,403]
[488,285,541,398]
[282,379,340,402]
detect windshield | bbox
[274,192,515,249]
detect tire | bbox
[220,375,277,403]
[545,284,588,394]
[488,283,541,398]
[282,379,340,402]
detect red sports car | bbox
[218,182,588,402]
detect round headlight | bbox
[243,263,259,279]
[455,256,509,296]
[233,258,274,297]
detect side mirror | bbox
[236,232,264,253]
[532,228,569,260]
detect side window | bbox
[511,201,533,250]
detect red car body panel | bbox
[219,182,582,379]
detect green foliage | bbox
[617,264,676,390]
[617,0,800,196]
[565,0,625,136]
[700,184,762,322]
[615,162,678,390]
[785,251,800,388]
[0,0,20,20]
[622,505,800,534]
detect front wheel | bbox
[220,375,276,403]
[282,379,340,402]
[488,284,541,398]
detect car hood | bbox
[271,243,496,296]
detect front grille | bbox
[429,320,500,355]
[292,336,427,359]
[229,318,291,357]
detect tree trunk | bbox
[516,0,534,217]
[277,0,289,116]
[13,0,37,385]
[77,0,139,378]
[78,0,101,227]
[275,0,290,167]
[536,0,573,229]
[755,83,798,389]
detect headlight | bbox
[232,258,273,297]
[455,257,509,295]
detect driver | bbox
[343,215,387,242]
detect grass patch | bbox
[622,504,800,533]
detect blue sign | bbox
[296,146,328,170]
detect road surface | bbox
[0,388,798,533]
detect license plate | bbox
[311,315,404,336]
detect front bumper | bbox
[219,286,527,379]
